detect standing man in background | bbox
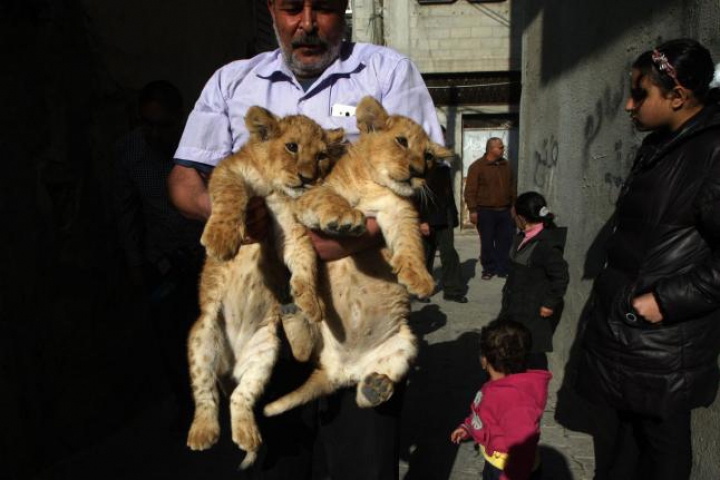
[464,137,516,280]
[167,1,443,478]
[419,158,467,303]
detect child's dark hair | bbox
[633,38,718,104]
[480,319,532,374]
[515,191,556,228]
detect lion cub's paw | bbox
[231,411,262,455]
[394,256,435,298]
[282,313,317,362]
[358,373,394,408]
[187,413,220,451]
[319,207,366,236]
[201,218,246,261]
[291,280,323,324]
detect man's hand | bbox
[450,427,469,444]
[539,306,554,318]
[242,197,271,244]
[632,292,664,323]
[310,217,383,261]
[469,212,478,225]
[420,222,431,237]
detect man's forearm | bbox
[168,164,211,221]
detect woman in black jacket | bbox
[499,192,569,371]
[576,39,720,480]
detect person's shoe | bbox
[443,293,468,303]
[481,272,494,280]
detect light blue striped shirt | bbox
[174,42,443,170]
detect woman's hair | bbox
[480,319,532,375]
[633,38,718,104]
[515,191,556,228]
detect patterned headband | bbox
[651,49,683,88]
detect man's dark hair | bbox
[138,80,183,112]
[480,319,532,374]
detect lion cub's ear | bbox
[356,96,389,134]
[325,127,347,159]
[325,128,345,147]
[429,142,454,162]
[245,106,280,141]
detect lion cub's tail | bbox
[263,369,335,417]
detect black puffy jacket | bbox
[500,227,569,353]
[577,103,720,418]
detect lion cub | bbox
[185,107,345,467]
[264,96,452,417]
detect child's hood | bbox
[485,370,552,411]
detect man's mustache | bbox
[291,34,327,49]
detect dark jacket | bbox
[577,102,720,418]
[419,162,459,228]
[500,227,569,352]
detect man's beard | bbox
[274,26,342,78]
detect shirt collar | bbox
[255,42,363,91]
[523,223,544,239]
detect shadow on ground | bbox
[401,305,482,479]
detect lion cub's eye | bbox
[285,142,298,153]
[317,152,328,161]
[424,152,435,162]
[395,136,408,148]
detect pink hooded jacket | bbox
[459,370,552,480]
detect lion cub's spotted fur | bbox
[185,107,345,467]
[264,96,453,417]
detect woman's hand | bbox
[632,292,664,323]
[450,427,469,444]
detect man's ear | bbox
[245,106,280,141]
[356,96,389,134]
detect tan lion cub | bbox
[264,96,453,417]
[185,107,345,468]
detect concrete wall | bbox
[351,0,521,73]
[517,1,720,478]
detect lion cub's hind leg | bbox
[229,313,282,468]
[356,323,418,408]
[186,313,232,450]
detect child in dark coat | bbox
[450,320,551,480]
[499,192,569,370]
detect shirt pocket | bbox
[326,115,360,142]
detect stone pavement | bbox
[398,232,595,480]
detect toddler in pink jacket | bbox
[451,320,551,480]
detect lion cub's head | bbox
[354,96,452,197]
[245,107,345,198]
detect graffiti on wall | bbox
[580,69,640,204]
[532,134,559,188]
